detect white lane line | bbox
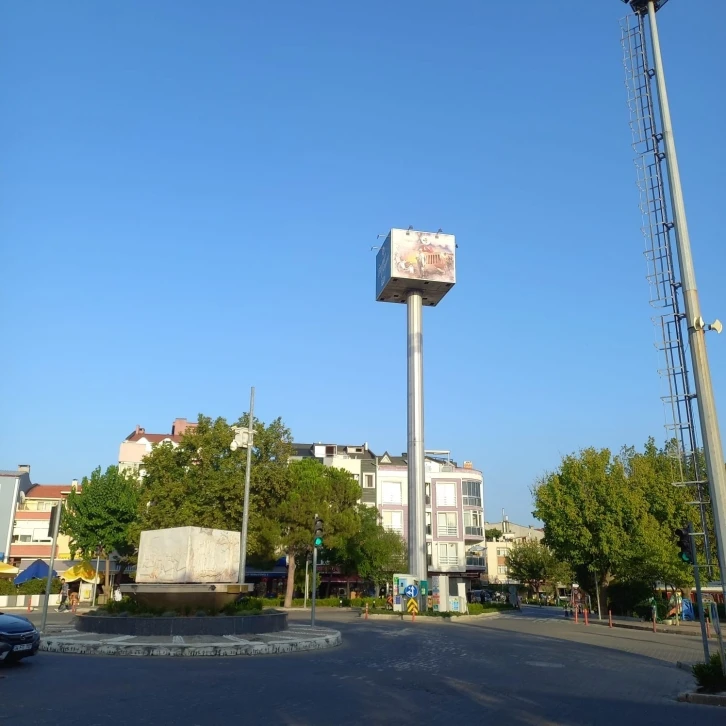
[172,636,185,644]
[222,635,252,644]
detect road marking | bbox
[172,636,184,644]
[104,635,136,643]
[222,635,251,644]
[525,661,565,668]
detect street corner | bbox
[39,624,342,657]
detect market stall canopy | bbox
[0,562,19,577]
[61,562,101,584]
[14,559,57,585]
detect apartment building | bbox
[292,443,485,582]
[9,481,79,568]
[118,418,197,475]
[482,516,545,584]
[0,466,33,563]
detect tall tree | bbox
[61,465,140,587]
[505,540,558,600]
[136,413,293,559]
[326,505,407,594]
[274,459,361,607]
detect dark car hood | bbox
[0,613,36,633]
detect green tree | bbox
[533,441,697,615]
[485,528,502,540]
[505,540,557,600]
[326,506,407,594]
[61,465,140,586]
[273,459,361,607]
[136,413,293,559]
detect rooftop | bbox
[25,484,79,499]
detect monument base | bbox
[120,583,254,611]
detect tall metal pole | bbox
[689,522,710,662]
[647,0,726,601]
[92,549,101,606]
[40,505,61,634]
[311,545,318,627]
[407,291,427,587]
[239,386,255,585]
[304,555,309,610]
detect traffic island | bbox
[40,623,342,657]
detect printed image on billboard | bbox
[391,229,455,285]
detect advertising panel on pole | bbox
[376,228,456,307]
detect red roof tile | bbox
[26,485,78,499]
[125,433,182,444]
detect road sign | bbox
[419,580,428,596]
[407,598,419,614]
[404,584,419,599]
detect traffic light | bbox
[313,518,324,548]
[675,527,693,564]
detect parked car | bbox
[0,612,40,664]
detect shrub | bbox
[692,654,726,693]
[467,603,513,615]
[0,579,16,596]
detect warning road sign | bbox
[406,598,419,614]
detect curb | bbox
[361,611,502,623]
[676,661,695,673]
[677,691,726,707]
[587,619,714,639]
[40,629,342,657]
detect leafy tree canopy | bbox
[61,466,139,560]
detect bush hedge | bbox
[693,654,726,693]
[99,596,266,618]
[0,577,62,596]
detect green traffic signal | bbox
[313,517,324,548]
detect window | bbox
[462,481,482,507]
[12,534,32,543]
[435,482,456,507]
[426,512,432,536]
[425,482,431,505]
[464,510,482,536]
[325,445,337,457]
[363,474,375,489]
[498,565,508,575]
[497,548,508,557]
[437,512,458,537]
[438,543,458,566]
[427,542,433,566]
[382,510,403,535]
[381,481,402,504]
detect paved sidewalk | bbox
[40,622,341,657]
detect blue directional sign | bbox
[404,584,419,599]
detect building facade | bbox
[9,482,79,568]
[482,516,545,585]
[118,418,197,475]
[292,443,485,583]
[0,466,33,563]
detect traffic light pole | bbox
[311,545,318,627]
[689,523,710,662]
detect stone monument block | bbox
[136,526,240,584]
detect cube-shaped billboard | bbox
[376,228,456,306]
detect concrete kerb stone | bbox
[677,691,726,707]
[362,612,501,623]
[40,628,342,657]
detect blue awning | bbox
[14,559,57,584]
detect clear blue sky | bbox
[2,1,725,526]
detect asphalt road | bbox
[1,607,720,725]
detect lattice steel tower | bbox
[620,0,726,599]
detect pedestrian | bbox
[57,578,69,612]
[69,589,79,614]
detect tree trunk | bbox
[284,554,296,608]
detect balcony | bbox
[466,556,487,568]
[465,526,483,537]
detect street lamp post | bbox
[231,386,255,586]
